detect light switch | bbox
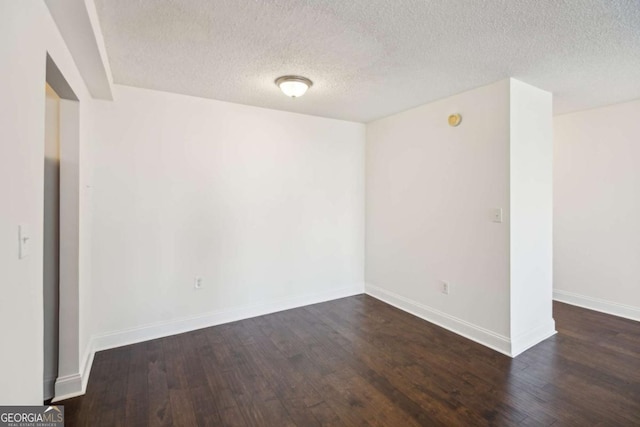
[492,208,503,223]
[19,225,30,259]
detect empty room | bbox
[1,1,639,426]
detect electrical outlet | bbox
[441,281,450,295]
[194,277,203,290]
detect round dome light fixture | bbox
[275,75,313,98]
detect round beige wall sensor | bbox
[448,114,462,127]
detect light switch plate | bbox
[441,281,450,295]
[19,224,30,259]
[492,208,503,223]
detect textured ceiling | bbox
[94,0,640,122]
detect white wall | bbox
[89,85,365,343]
[366,79,555,356]
[554,99,640,320]
[43,85,61,400]
[0,1,93,404]
[55,98,84,401]
[366,80,513,352]
[509,80,555,354]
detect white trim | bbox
[52,373,82,402]
[365,283,513,356]
[510,321,556,357]
[92,284,365,352]
[554,289,640,322]
[80,341,95,393]
[52,340,95,402]
[43,377,56,401]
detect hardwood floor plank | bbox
[146,339,173,427]
[238,322,324,426]
[297,304,491,426]
[216,323,296,427]
[124,342,149,426]
[61,297,640,426]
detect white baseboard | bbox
[52,340,95,403]
[43,377,56,401]
[92,284,365,352]
[510,321,556,357]
[52,373,82,402]
[554,289,640,322]
[80,342,95,394]
[365,283,513,356]
[53,284,363,402]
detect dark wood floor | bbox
[62,295,640,426]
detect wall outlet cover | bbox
[492,208,503,223]
[441,281,450,295]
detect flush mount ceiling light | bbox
[275,75,313,98]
